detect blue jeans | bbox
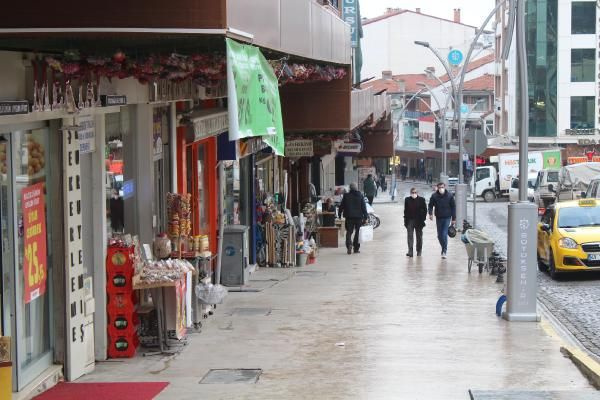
[436,217,451,253]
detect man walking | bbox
[363,174,377,205]
[339,182,368,255]
[404,188,427,257]
[428,182,456,259]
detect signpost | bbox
[463,131,487,156]
[448,49,464,66]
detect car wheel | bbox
[537,254,548,272]
[483,190,495,203]
[549,250,559,279]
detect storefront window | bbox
[105,110,129,237]
[572,2,596,34]
[526,0,558,137]
[224,161,240,225]
[571,96,595,129]
[571,49,595,82]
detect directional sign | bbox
[460,104,469,114]
[463,131,488,156]
[448,49,464,66]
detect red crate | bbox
[107,269,134,293]
[107,333,139,359]
[107,291,138,313]
[106,247,134,274]
[107,311,139,338]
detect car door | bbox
[537,208,553,262]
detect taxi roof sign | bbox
[579,199,597,207]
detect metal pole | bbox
[472,123,477,228]
[505,0,538,322]
[215,161,225,285]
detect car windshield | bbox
[528,179,536,189]
[558,206,600,228]
[547,171,559,183]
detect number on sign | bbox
[25,242,44,287]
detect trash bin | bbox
[296,253,308,267]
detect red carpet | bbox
[34,382,169,400]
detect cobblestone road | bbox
[468,199,600,358]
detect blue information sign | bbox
[448,50,464,66]
[460,104,469,114]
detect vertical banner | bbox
[342,0,360,47]
[63,121,93,380]
[226,38,285,156]
[22,182,47,303]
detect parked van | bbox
[533,169,560,208]
[583,177,600,199]
[509,174,536,203]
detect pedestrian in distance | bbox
[363,174,377,205]
[428,182,456,259]
[404,188,427,258]
[338,182,369,255]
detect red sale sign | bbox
[22,183,47,304]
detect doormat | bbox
[470,390,600,400]
[200,369,262,384]
[34,382,169,400]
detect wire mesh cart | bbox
[462,229,495,273]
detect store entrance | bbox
[0,125,54,391]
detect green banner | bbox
[226,38,285,156]
[543,150,562,169]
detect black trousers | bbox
[366,195,374,205]
[345,218,362,250]
[406,219,423,254]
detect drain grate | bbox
[200,369,262,384]
[295,271,327,277]
[230,308,272,316]
[470,390,600,400]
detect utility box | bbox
[221,225,249,286]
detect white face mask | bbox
[439,188,446,194]
[411,194,418,199]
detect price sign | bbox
[22,183,47,303]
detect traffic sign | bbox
[448,49,464,66]
[463,131,488,156]
[460,104,469,114]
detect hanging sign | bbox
[22,183,48,304]
[226,38,285,156]
[334,140,363,154]
[78,115,95,154]
[342,0,361,48]
[285,140,314,157]
[0,100,29,116]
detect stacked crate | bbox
[106,246,139,358]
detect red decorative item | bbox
[113,51,126,63]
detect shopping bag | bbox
[359,225,374,243]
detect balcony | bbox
[0,0,351,65]
[350,89,392,130]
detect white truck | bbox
[473,150,560,202]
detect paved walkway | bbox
[80,204,591,399]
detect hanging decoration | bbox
[268,60,347,86]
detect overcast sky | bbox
[361,0,496,27]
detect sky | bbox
[361,0,496,27]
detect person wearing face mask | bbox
[404,188,427,257]
[428,183,456,259]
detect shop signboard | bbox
[22,183,47,304]
[334,140,363,155]
[342,0,361,48]
[542,150,562,169]
[285,140,313,157]
[0,100,28,116]
[226,38,285,156]
[78,115,95,154]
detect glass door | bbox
[0,124,54,391]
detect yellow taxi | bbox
[538,198,600,278]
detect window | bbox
[476,168,490,182]
[571,49,595,82]
[572,2,596,34]
[571,96,595,129]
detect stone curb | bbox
[561,346,600,389]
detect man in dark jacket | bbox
[404,187,427,257]
[339,182,369,255]
[428,182,456,258]
[363,174,377,205]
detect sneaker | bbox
[441,252,447,259]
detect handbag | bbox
[359,225,374,243]
[448,225,457,238]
